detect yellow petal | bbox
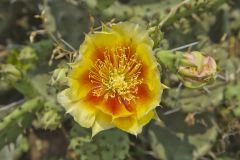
[113,111,154,135]
[135,83,163,119]
[136,43,160,89]
[138,110,154,127]
[57,89,97,128]
[68,58,94,99]
[133,43,164,118]
[113,116,140,136]
[80,32,122,61]
[111,22,153,47]
[92,112,113,137]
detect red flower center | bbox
[89,46,143,103]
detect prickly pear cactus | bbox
[33,101,62,130]
[163,82,225,112]
[0,98,43,149]
[69,125,130,160]
[1,0,240,160]
[42,0,90,48]
[148,111,218,160]
[224,82,240,117]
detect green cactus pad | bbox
[224,82,240,117]
[69,125,130,160]
[148,111,218,160]
[0,97,43,149]
[163,81,225,112]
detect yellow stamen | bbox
[89,46,143,102]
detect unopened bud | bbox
[178,51,217,88]
[0,64,21,84]
[50,67,68,87]
[18,46,37,61]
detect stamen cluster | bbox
[89,46,143,103]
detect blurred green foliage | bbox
[69,125,129,160]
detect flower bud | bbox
[0,64,21,84]
[178,51,217,88]
[18,46,37,61]
[33,103,62,130]
[50,67,68,87]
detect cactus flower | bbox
[178,51,217,88]
[57,22,164,136]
